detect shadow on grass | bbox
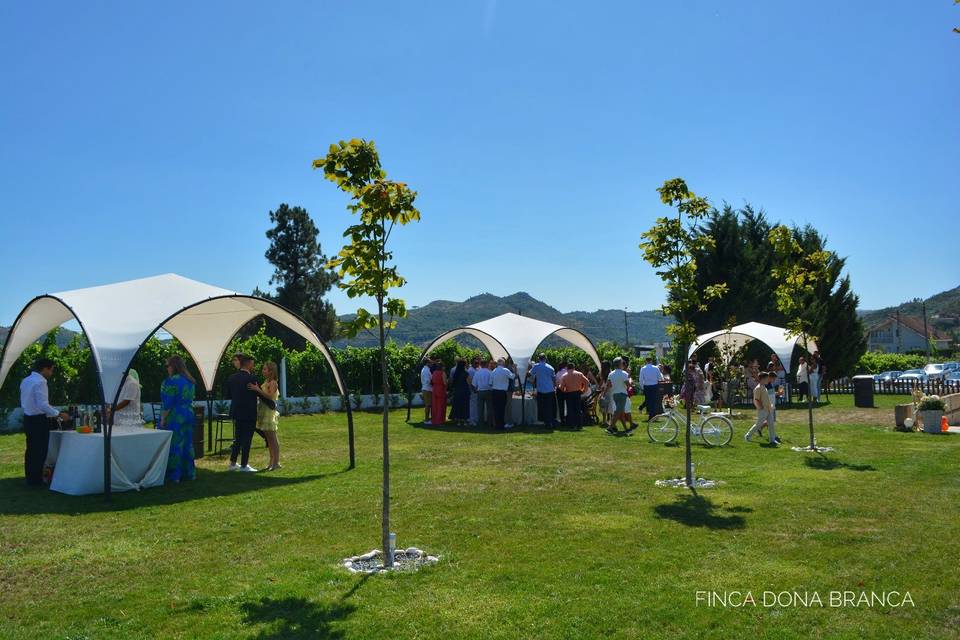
[653,494,750,530]
[0,466,350,515]
[804,455,876,472]
[239,576,369,640]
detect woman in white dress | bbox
[112,369,145,428]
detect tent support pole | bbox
[103,403,112,502]
[345,394,355,469]
[206,397,214,454]
[521,378,527,426]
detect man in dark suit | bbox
[227,355,260,472]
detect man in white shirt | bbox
[638,356,665,420]
[20,358,70,486]
[420,358,433,425]
[472,359,495,427]
[605,357,632,434]
[490,358,516,429]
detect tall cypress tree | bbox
[793,225,866,379]
[692,206,865,378]
[260,203,339,342]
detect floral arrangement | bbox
[918,395,946,412]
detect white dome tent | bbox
[687,321,818,377]
[420,313,602,423]
[0,274,354,496]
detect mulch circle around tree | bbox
[343,548,438,574]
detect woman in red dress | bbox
[430,363,448,425]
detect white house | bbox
[865,315,952,353]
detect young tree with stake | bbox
[314,139,421,567]
[640,178,727,488]
[768,224,832,452]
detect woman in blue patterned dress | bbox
[160,356,196,483]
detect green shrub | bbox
[0,329,631,408]
[918,395,946,411]
[856,352,927,375]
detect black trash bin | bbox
[852,375,874,408]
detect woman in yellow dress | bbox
[251,361,281,470]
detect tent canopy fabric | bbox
[0,273,346,407]
[421,313,602,385]
[688,321,818,375]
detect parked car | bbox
[874,370,902,383]
[943,362,960,372]
[923,364,946,380]
[945,370,960,383]
[898,369,929,385]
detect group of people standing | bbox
[149,353,283,479]
[794,351,826,402]
[598,356,669,435]
[528,355,592,428]
[17,352,283,488]
[419,352,673,433]
[421,356,518,429]
[152,352,283,480]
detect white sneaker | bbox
[423,421,432,426]
[238,465,258,473]
[228,463,240,471]
[504,423,514,430]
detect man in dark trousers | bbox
[20,358,70,485]
[227,355,260,472]
[528,354,557,427]
[226,353,267,459]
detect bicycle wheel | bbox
[700,415,733,447]
[647,414,679,444]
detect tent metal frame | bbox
[0,293,355,500]
[418,323,601,425]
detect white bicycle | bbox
[647,402,734,447]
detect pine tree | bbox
[261,203,338,341]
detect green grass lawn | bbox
[1,395,957,639]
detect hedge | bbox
[853,352,928,376]
[0,328,635,407]
[8,327,948,407]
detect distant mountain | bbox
[334,292,671,347]
[859,285,960,332]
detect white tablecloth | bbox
[508,396,537,425]
[46,427,172,495]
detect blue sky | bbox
[1,1,957,326]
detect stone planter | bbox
[894,404,914,431]
[919,410,944,434]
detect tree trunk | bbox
[683,352,695,488]
[685,399,693,488]
[805,336,815,450]
[378,296,392,568]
